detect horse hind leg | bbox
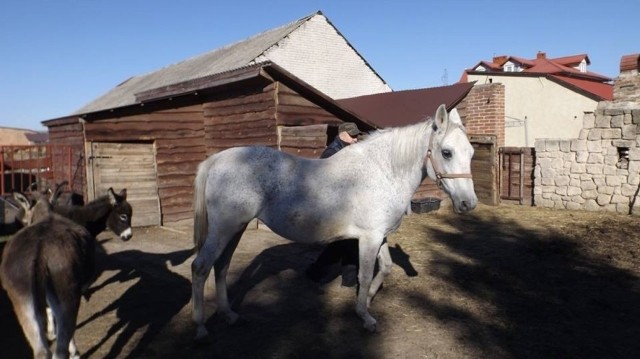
[191,223,247,342]
[367,241,393,307]
[213,223,247,325]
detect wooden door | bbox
[86,142,161,227]
[469,135,499,205]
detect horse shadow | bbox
[193,240,419,358]
[78,239,193,359]
[403,212,640,358]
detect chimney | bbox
[536,51,546,59]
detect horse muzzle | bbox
[452,196,477,214]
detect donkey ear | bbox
[434,104,449,131]
[13,192,32,210]
[118,188,127,201]
[108,187,118,205]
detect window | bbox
[504,62,515,72]
[578,60,587,72]
[617,146,630,169]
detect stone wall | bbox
[534,102,640,215]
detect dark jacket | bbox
[320,136,349,158]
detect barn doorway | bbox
[86,142,161,227]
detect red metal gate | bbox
[0,145,73,195]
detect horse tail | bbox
[193,156,214,252]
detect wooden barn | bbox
[42,11,392,227]
[43,62,377,227]
[41,11,506,228]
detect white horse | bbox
[191,104,477,340]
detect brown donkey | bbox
[1,191,94,358]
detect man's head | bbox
[339,122,362,137]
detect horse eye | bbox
[120,214,128,222]
[442,149,453,159]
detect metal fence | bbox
[1,145,73,195]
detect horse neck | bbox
[370,121,433,179]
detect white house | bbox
[462,52,613,147]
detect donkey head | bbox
[107,188,133,241]
[13,191,53,226]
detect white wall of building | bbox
[256,14,392,99]
[467,74,599,147]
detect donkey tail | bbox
[193,156,214,251]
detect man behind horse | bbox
[306,122,364,287]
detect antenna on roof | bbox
[441,69,449,86]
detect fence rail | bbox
[1,145,73,195]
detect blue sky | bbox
[1,0,638,130]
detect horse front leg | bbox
[355,235,384,332]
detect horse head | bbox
[106,188,133,241]
[426,105,477,214]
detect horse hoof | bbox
[194,326,211,345]
[230,316,249,326]
[363,321,378,333]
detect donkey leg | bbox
[12,299,51,359]
[46,306,56,341]
[213,225,246,325]
[367,241,393,306]
[49,292,80,359]
[355,235,384,332]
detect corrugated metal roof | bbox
[337,82,474,128]
[74,12,317,114]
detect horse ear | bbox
[434,104,449,131]
[448,108,463,126]
[13,192,32,211]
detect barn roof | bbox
[74,14,315,114]
[44,61,378,132]
[72,11,387,116]
[337,82,475,128]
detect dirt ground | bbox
[1,203,639,359]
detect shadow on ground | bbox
[403,212,640,358]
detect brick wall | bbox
[458,83,505,146]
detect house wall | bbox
[467,74,598,147]
[257,14,391,99]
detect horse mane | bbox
[360,119,432,177]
